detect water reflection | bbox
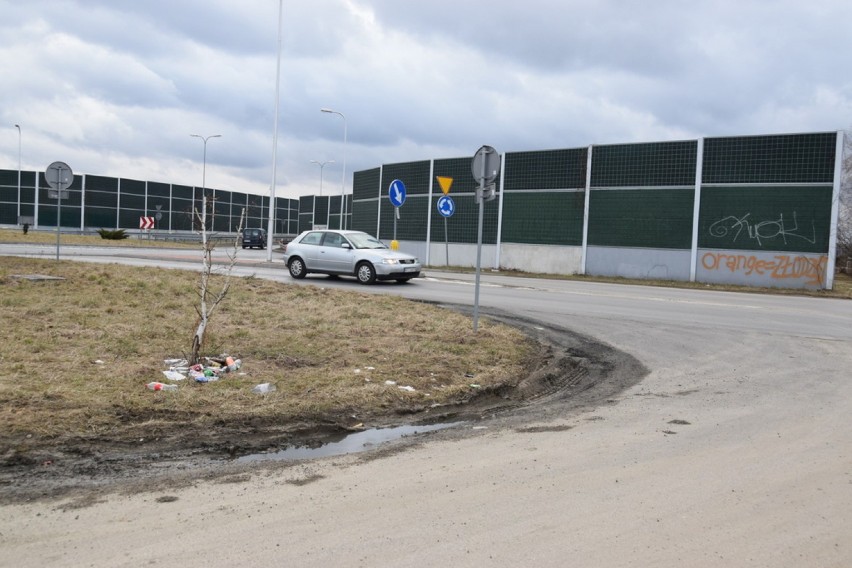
[236,422,464,464]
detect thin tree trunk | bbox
[189,205,245,364]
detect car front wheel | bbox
[288,257,307,279]
[356,262,376,284]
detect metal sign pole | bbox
[470,146,499,333]
[444,216,449,266]
[45,161,73,261]
[473,163,486,332]
[56,179,61,261]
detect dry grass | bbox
[0,257,532,442]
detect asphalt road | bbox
[2,244,851,567]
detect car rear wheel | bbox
[356,262,376,284]
[288,257,307,279]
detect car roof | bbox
[303,229,367,236]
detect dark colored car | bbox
[242,228,267,249]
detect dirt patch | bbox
[0,306,647,505]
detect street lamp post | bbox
[267,0,283,261]
[14,124,21,225]
[190,134,221,234]
[310,160,334,197]
[320,108,347,229]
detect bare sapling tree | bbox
[190,194,246,365]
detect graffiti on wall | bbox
[708,212,816,247]
[701,252,827,286]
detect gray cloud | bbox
[1,0,849,200]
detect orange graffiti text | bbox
[701,253,827,286]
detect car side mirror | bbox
[342,242,352,249]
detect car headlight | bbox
[382,258,399,265]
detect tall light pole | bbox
[321,108,347,229]
[190,134,221,235]
[267,0,283,261]
[14,124,21,224]
[310,159,334,197]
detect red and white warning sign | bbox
[139,216,155,229]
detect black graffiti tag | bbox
[708,212,816,247]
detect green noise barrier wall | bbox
[0,130,841,289]
[347,130,841,289]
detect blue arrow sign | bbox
[437,195,455,218]
[388,179,406,207]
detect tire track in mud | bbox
[421,304,649,424]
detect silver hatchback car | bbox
[283,230,421,284]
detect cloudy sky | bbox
[1,0,850,200]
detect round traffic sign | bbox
[388,179,406,207]
[471,145,500,183]
[45,161,73,190]
[437,195,455,217]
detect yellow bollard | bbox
[390,240,399,251]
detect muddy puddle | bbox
[236,422,465,464]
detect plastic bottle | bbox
[252,383,276,394]
[147,382,178,391]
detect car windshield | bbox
[346,232,387,250]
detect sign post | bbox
[45,161,73,261]
[388,179,406,250]
[140,216,155,240]
[436,176,454,266]
[470,146,500,332]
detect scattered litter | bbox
[93,360,105,365]
[147,382,177,391]
[161,354,243,385]
[354,368,361,374]
[398,385,416,392]
[252,383,276,394]
[385,380,397,386]
[366,367,375,371]
[162,370,187,381]
[464,373,475,378]
[469,384,481,389]
[472,426,488,430]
